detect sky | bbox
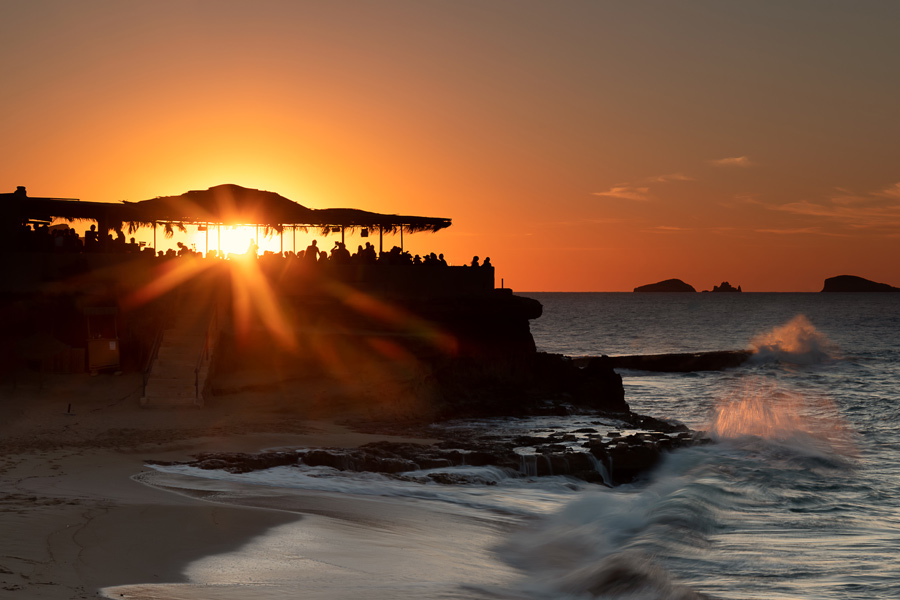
[3,1,899,291]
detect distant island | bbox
[821,275,900,292]
[703,281,742,293]
[634,278,696,293]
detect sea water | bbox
[132,292,900,599]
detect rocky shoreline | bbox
[148,409,710,487]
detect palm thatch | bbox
[123,184,452,232]
[3,184,452,234]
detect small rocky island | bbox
[633,278,696,292]
[704,281,742,293]
[821,275,900,292]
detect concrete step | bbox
[157,346,204,361]
[143,299,217,409]
[151,359,201,374]
[140,394,203,408]
[147,373,195,394]
[143,383,198,400]
[161,331,207,343]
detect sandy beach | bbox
[0,369,516,599]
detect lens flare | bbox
[228,254,297,351]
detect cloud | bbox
[646,173,695,183]
[766,184,900,233]
[593,172,695,202]
[755,227,847,237]
[592,185,650,201]
[709,156,754,168]
[875,182,900,199]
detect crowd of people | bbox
[15,223,143,254]
[13,223,493,269]
[267,241,492,270]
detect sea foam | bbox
[749,314,840,364]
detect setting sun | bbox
[4,4,900,600]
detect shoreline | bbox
[0,371,485,599]
[1,361,698,598]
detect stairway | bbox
[141,295,218,407]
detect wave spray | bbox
[749,314,839,364]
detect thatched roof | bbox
[4,184,452,233]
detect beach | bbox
[0,370,517,599]
[4,292,900,600]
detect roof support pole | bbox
[153,221,156,252]
[280,226,283,254]
[341,226,345,245]
[217,224,221,255]
[292,226,295,253]
[400,226,403,251]
[379,226,383,255]
[205,223,208,256]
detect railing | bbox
[194,302,219,401]
[142,326,164,398]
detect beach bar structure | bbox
[1,184,452,254]
[1,184,495,296]
[1,185,530,408]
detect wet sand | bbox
[0,370,515,599]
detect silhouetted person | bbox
[85,225,98,252]
[438,253,447,266]
[331,241,351,263]
[114,230,126,252]
[305,239,319,262]
[247,239,259,256]
[482,257,492,268]
[470,256,480,267]
[364,242,377,264]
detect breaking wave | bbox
[749,314,839,364]
[707,376,857,463]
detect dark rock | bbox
[607,350,752,372]
[536,444,568,453]
[186,451,300,474]
[431,352,628,419]
[428,472,482,485]
[633,278,696,293]
[418,457,454,470]
[705,281,742,293]
[576,356,628,412]
[152,415,710,487]
[300,449,355,471]
[628,414,690,433]
[604,442,662,484]
[821,275,900,292]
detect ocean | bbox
[118,292,900,599]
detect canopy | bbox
[3,184,452,233]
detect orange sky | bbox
[3,1,899,291]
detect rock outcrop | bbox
[149,417,710,487]
[705,281,741,293]
[633,279,696,293]
[605,350,752,372]
[427,352,629,419]
[821,275,900,292]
